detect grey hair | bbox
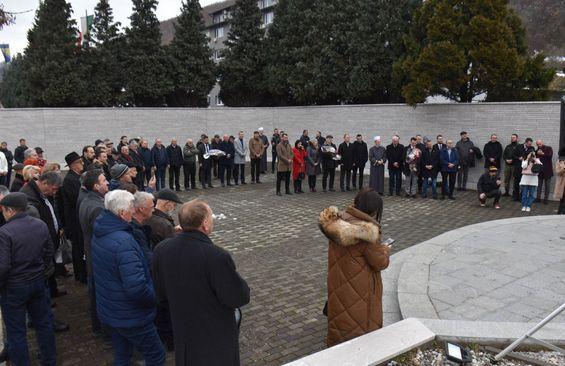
[24,148,36,159]
[105,190,134,216]
[133,191,154,209]
[0,185,9,197]
[38,171,63,186]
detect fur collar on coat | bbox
[319,206,380,247]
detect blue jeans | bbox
[155,166,167,191]
[0,278,56,366]
[521,185,537,208]
[422,176,437,197]
[108,322,166,366]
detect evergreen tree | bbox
[0,55,30,107]
[124,0,171,106]
[166,0,216,107]
[85,0,125,106]
[263,0,316,105]
[23,0,87,107]
[347,0,419,103]
[395,0,554,105]
[218,0,265,106]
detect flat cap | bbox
[154,188,182,204]
[0,192,28,209]
[13,163,25,171]
[110,164,129,180]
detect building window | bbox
[258,0,277,9]
[215,95,224,106]
[214,49,224,61]
[263,11,274,25]
[215,27,224,39]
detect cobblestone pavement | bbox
[17,172,560,365]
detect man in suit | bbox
[233,131,248,185]
[433,135,447,197]
[198,135,213,189]
[61,152,86,283]
[386,135,404,196]
[440,140,460,200]
[420,138,440,199]
[338,134,354,191]
[351,134,368,190]
[152,199,250,366]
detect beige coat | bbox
[249,137,264,159]
[320,206,389,347]
[276,142,294,172]
[554,160,565,200]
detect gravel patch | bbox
[387,348,563,365]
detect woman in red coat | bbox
[292,140,307,193]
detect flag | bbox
[80,15,94,36]
[0,44,10,63]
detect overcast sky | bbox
[1,0,219,58]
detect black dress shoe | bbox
[276,192,282,196]
[0,347,8,362]
[346,187,351,191]
[285,191,293,195]
[340,188,346,192]
[241,182,247,185]
[54,319,70,332]
[534,198,541,203]
[329,189,336,192]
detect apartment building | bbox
[160,0,278,107]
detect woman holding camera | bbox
[520,151,542,212]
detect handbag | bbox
[55,234,73,265]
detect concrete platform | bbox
[396,215,565,323]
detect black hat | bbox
[95,139,103,146]
[154,189,182,204]
[0,192,28,209]
[64,152,82,167]
[13,163,24,171]
[110,164,129,180]
[35,147,44,154]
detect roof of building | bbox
[160,0,236,45]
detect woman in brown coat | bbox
[319,189,390,347]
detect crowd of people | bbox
[0,128,564,365]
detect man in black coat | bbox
[477,167,502,208]
[483,134,503,170]
[502,134,519,196]
[320,136,337,192]
[219,135,236,187]
[152,199,250,366]
[512,137,535,201]
[13,139,28,164]
[198,136,213,189]
[20,171,69,332]
[385,135,404,196]
[61,152,86,283]
[351,134,369,190]
[338,134,354,191]
[166,139,183,192]
[420,139,440,199]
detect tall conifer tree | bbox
[124,0,171,106]
[167,0,216,107]
[218,0,265,106]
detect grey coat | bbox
[306,146,321,176]
[234,138,248,165]
[78,190,105,274]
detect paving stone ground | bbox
[11,172,561,366]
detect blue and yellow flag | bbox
[0,44,10,63]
